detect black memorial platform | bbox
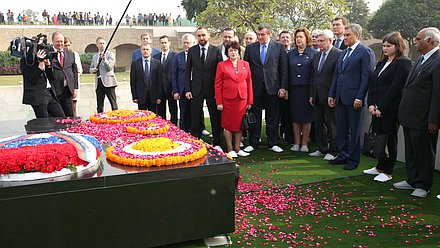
[0,118,236,247]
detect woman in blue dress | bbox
[287,27,315,152]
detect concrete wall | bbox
[0,25,198,69]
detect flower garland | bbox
[90,109,156,124]
[132,137,179,152]
[106,137,207,167]
[0,133,101,175]
[126,119,170,135]
[0,144,84,174]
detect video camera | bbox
[10,33,55,64]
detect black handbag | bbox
[241,111,256,131]
[373,133,388,159]
[362,120,388,159]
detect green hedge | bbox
[0,51,95,75]
[0,51,20,67]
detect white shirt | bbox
[43,65,51,88]
[343,41,360,60]
[161,51,169,63]
[422,46,439,64]
[323,45,333,55]
[378,61,391,76]
[221,44,228,61]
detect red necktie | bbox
[59,51,64,68]
[59,51,66,80]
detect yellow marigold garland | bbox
[90,109,156,124]
[106,139,207,167]
[126,123,170,135]
[132,137,179,152]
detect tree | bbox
[369,0,440,57]
[277,0,348,30]
[345,0,370,28]
[180,0,208,21]
[196,0,348,38]
[196,0,281,35]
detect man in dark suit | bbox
[328,23,375,170]
[132,33,160,61]
[49,31,78,117]
[331,16,348,50]
[278,30,294,145]
[394,27,440,198]
[185,27,223,150]
[309,29,341,161]
[172,33,196,132]
[153,35,177,124]
[243,23,288,153]
[21,49,65,118]
[130,43,163,112]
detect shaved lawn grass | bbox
[159,121,440,247]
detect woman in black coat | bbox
[363,32,412,182]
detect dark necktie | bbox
[335,39,341,49]
[342,48,352,68]
[318,52,326,72]
[414,56,425,71]
[161,53,166,64]
[261,44,267,65]
[144,59,149,83]
[201,47,205,67]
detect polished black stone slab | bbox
[0,118,236,247]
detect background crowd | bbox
[0,9,183,26]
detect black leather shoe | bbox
[329,157,347,164]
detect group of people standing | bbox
[21,31,80,119]
[126,13,176,27]
[20,19,440,199]
[21,31,117,118]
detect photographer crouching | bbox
[21,48,65,118]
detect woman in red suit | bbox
[215,41,253,158]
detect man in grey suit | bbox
[309,29,341,161]
[90,37,118,113]
[243,23,288,153]
[394,27,440,198]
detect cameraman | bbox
[49,31,78,117]
[21,49,65,118]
